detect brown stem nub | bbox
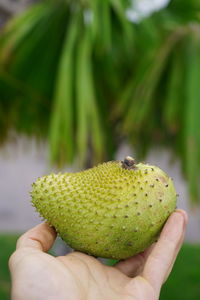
[122,156,136,170]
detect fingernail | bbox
[175,209,188,225]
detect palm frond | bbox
[1,0,200,202]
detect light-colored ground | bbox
[0,137,200,243]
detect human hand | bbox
[9,209,187,300]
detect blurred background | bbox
[0,0,200,299]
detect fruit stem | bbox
[122,156,136,170]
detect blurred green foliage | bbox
[160,243,200,300]
[0,234,19,300]
[0,0,200,202]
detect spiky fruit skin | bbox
[31,161,177,260]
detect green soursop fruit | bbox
[31,156,177,259]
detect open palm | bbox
[9,210,187,300]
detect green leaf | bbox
[76,24,104,166]
[163,48,184,132]
[123,28,184,131]
[110,0,133,46]
[49,14,80,165]
[0,1,50,63]
[183,33,200,203]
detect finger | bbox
[115,243,155,277]
[160,209,188,281]
[16,222,57,252]
[141,209,187,292]
[162,211,187,282]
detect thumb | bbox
[9,223,56,271]
[16,222,56,252]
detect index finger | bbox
[16,222,57,252]
[141,209,188,293]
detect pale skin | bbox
[9,209,188,300]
